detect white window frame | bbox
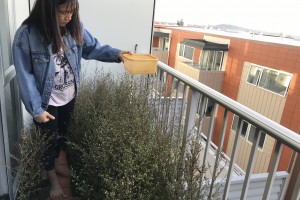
[179,44,194,61]
[231,115,266,150]
[159,37,170,51]
[199,50,224,71]
[246,64,292,97]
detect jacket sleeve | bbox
[12,26,45,118]
[81,26,121,62]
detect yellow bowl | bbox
[123,54,158,74]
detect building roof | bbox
[154,31,170,38]
[167,26,300,47]
[181,38,229,51]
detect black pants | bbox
[34,98,75,171]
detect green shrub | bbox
[67,72,224,200]
[15,71,224,200]
[15,128,50,200]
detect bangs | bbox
[59,0,78,11]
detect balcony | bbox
[19,61,300,200]
[149,61,300,199]
[175,56,225,92]
[151,29,171,64]
[151,48,169,65]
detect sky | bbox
[154,0,300,36]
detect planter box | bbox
[123,54,158,74]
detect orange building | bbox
[152,24,300,191]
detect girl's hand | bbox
[118,51,132,62]
[34,111,55,123]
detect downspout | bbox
[28,0,31,13]
[149,0,156,54]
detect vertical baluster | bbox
[182,88,200,146]
[157,71,164,119]
[199,100,217,194]
[160,73,169,120]
[208,108,229,199]
[171,78,180,134]
[291,163,300,200]
[154,68,161,108]
[240,129,261,199]
[223,117,243,200]
[177,83,187,137]
[166,76,175,125]
[262,141,283,200]
[196,94,206,136]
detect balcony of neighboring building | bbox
[175,38,230,93]
[151,29,171,64]
[16,60,300,200]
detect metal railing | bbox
[147,61,300,200]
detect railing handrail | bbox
[157,61,300,152]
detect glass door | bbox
[0,0,23,199]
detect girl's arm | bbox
[12,26,45,118]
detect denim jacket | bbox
[12,24,121,118]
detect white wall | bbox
[78,0,155,75]
[14,0,30,28]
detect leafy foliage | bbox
[16,71,225,200]
[15,128,50,200]
[67,72,224,200]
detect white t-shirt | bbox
[49,49,75,106]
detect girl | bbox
[12,0,130,199]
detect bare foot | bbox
[55,164,72,177]
[46,169,65,200]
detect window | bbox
[258,132,266,149]
[213,51,223,70]
[179,44,194,60]
[246,64,292,96]
[179,44,184,56]
[199,50,224,71]
[247,125,257,143]
[241,121,248,137]
[231,115,266,149]
[159,37,169,51]
[247,65,261,84]
[259,69,291,95]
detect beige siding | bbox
[175,60,225,92]
[226,62,286,173]
[198,71,225,91]
[226,131,275,173]
[151,50,169,65]
[175,56,200,81]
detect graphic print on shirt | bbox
[53,51,75,91]
[49,49,76,106]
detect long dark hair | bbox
[23,0,83,53]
